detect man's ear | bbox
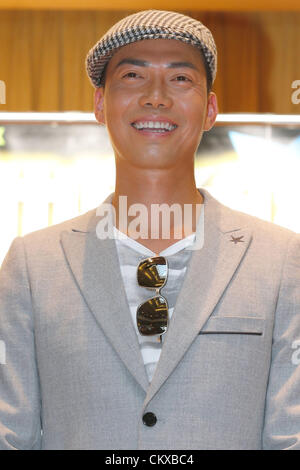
[94,87,105,125]
[204,92,218,132]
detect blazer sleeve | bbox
[262,232,300,449]
[0,237,42,450]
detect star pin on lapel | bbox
[230,235,245,244]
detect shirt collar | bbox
[113,202,204,257]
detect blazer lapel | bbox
[143,189,253,407]
[60,199,149,393]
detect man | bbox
[0,10,299,450]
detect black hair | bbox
[199,49,213,94]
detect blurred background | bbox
[0,1,300,264]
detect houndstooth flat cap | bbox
[86,9,217,88]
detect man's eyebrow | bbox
[115,58,199,71]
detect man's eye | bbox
[175,76,191,82]
[123,72,139,78]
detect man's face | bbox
[94,39,218,170]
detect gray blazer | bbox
[0,188,299,450]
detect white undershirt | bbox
[113,227,199,383]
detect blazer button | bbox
[143,412,157,427]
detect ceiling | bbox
[0,0,300,10]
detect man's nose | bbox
[138,77,173,109]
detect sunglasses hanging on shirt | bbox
[136,256,169,338]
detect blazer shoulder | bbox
[218,198,297,241]
[202,188,299,252]
[22,207,97,249]
[235,207,294,234]
[21,192,115,248]
[227,208,300,268]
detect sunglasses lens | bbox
[137,256,167,289]
[137,296,168,336]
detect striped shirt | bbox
[113,227,197,383]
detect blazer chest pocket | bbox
[199,316,264,336]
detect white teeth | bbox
[132,121,177,131]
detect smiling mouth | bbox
[131,121,178,134]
